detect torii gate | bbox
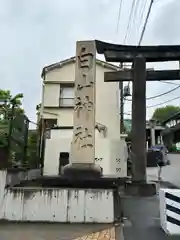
[95,40,180,183]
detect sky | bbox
[0,0,180,127]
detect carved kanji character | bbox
[74,96,93,118]
[74,96,83,117]
[77,84,83,91]
[78,46,93,71]
[74,126,93,149]
[83,96,93,112]
[82,72,94,88]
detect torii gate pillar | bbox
[131,57,146,182]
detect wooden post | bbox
[131,57,147,182]
[63,41,101,177]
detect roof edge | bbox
[41,56,120,78]
[162,110,180,124]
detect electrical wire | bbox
[125,0,155,91]
[131,0,140,27]
[139,0,149,25]
[124,85,180,101]
[124,95,180,116]
[28,119,38,125]
[115,0,123,35]
[121,0,167,115]
[125,0,140,43]
[136,0,148,42]
[138,0,154,45]
[159,80,180,86]
[146,85,180,100]
[147,95,180,108]
[123,0,137,44]
[123,0,178,117]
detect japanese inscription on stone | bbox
[71,41,96,164]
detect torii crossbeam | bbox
[96,40,180,183]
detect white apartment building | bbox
[39,57,127,177]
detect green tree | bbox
[0,89,40,168]
[0,89,24,148]
[26,130,39,168]
[0,89,24,119]
[152,105,180,123]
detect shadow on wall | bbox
[6,168,41,187]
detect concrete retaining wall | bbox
[0,171,115,223]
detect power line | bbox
[126,0,154,87]
[159,80,180,86]
[124,84,180,102]
[147,95,180,108]
[115,0,123,35]
[139,0,149,24]
[131,0,140,27]
[122,1,178,118]
[146,85,180,100]
[124,0,155,106]
[136,0,148,43]
[138,0,154,45]
[123,0,137,44]
[28,119,37,125]
[124,95,180,116]
[125,0,140,43]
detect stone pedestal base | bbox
[124,182,156,196]
[62,163,102,178]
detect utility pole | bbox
[119,62,124,134]
[120,81,124,134]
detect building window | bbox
[44,118,57,128]
[59,85,74,107]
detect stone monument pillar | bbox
[63,41,102,178]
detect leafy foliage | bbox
[0,89,40,168]
[152,105,180,123]
[26,130,40,168]
[0,90,24,148]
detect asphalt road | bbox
[121,194,179,240]
[147,153,180,187]
[123,154,180,240]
